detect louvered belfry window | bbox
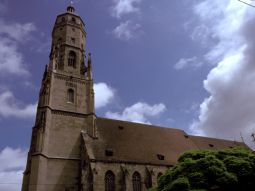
[67,89,74,103]
[132,171,142,191]
[105,170,115,191]
[68,51,76,68]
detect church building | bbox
[22,5,247,191]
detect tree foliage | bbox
[154,147,255,191]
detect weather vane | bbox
[238,0,255,7]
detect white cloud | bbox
[0,147,27,191]
[106,102,166,124]
[0,19,36,76]
[111,0,142,18]
[0,91,37,118]
[0,37,28,75]
[0,20,36,42]
[190,0,255,148]
[191,25,212,47]
[113,20,141,40]
[94,83,115,109]
[174,56,202,70]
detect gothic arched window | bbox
[105,170,115,191]
[132,171,142,191]
[68,51,76,68]
[67,89,74,103]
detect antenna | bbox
[240,132,245,143]
[251,133,255,142]
[238,0,255,7]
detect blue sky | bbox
[1,0,255,190]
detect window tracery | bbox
[105,170,115,191]
[132,171,142,191]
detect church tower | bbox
[22,5,95,191]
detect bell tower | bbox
[22,5,96,191]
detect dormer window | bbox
[105,149,113,156]
[67,89,74,103]
[118,126,124,130]
[209,144,214,148]
[68,51,76,68]
[157,154,165,160]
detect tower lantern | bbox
[67,2,75,13]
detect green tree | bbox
[154,147,255,191]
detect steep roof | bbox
[82,117,247,166]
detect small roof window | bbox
[105,149,113,156]
[118,126,124,130]
[157,154,165,160]
[209,144,214,148]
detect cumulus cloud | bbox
[174,56,202,70]
[111,0,142,18]
[113,20,141,40]
[106,102,166,124]
[0,19,36,76]
[0,20,36,42]
[94,83,115,109]
[0,37,28,75]
[0,91,37,118]
[190,0,255,148]
[0,147,27,191]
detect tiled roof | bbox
[82,117,248,166]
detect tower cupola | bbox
[67,3,75,13]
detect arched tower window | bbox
[132,171,142,191]
[58,38,62,44]
[67,89,74,103]
[68,51,76,68]
[105,170,115,191]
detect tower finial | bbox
[67,1,75,13]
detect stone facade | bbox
[22,5,248,191]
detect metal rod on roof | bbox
[240,132,244,143]
[238,0,255,7]
[251,133,255,142]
